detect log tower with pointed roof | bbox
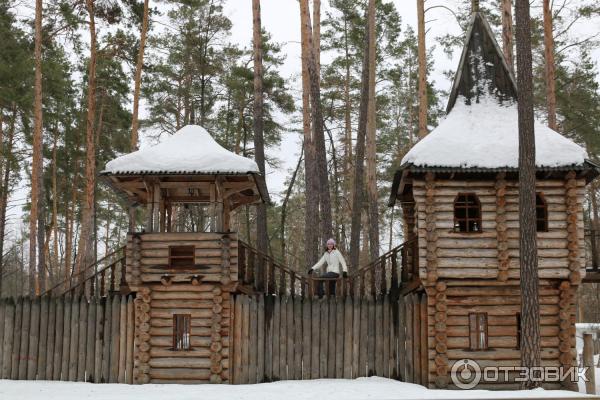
[389,12,599,389]
[101,125,269,384]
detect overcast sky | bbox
[215,0,599,201]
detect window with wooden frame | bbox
[173,314,191,351]
[168,245,195,268]
[469,312,488,350]
[536,193,548,232]
[454,193,482,233]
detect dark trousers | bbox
[318,272,339,296]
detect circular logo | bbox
[451,359,481,389]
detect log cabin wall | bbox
[125,232,237,384]
[410,174,585,389]
[125,232,239,289]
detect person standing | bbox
[308,238,348,295]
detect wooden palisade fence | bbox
[0,295,134,383]
[230,290,427,385]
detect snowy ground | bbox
[0,377,594,400]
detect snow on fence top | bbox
[103,125,260,175]
[402,96,587,170]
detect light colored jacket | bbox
[311,249,348,274]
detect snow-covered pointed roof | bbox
[401,96,587,169]
[446,12,517,113]
[102,125,260,175]
[402,11,587,170]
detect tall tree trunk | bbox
[0,108,17,295]
[75,0,98,280]
[131,0,150,150]
[349,7,372,272]
[281,149,303,264]
[416,0,428,138]
[515,0,541,388]
[542,0,557,130]
[30,0,44,296]
[343,14,353,218]
[313,0,320,84]
[252,0,268,286]
[365,0,379,260]
[299,0,319,269]
[51,132,59,282]
[302,0,332,247]
[501,0,514,73]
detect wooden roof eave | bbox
[100,171,271,206]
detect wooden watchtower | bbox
[389,12,599,389]
[101,125,269,384]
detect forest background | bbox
[1,0,600,318]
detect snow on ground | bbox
[0,377,592,400]
[402,96,587,169]
[103,125,259,175]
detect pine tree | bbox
[515,0,541,387]
[131,0,150,150]
[252,0,268,278]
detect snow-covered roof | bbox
[401,96,588,169]
[102,125,260,175]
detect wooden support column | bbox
[152,182,161,233]
[130,234,142,289]
[209,286,226,383]
[495,172,509,281]
[558,280,576,390]
[145,182,154,232]
[216,177,225,232]
[128,205,136,232]
[133,287,151,384]
[565,171,581,285]
[209,183,217,232]
[424,172,438,285]
[429,281,448,389]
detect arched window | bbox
[454,193,482,233]
[536,193,548,232]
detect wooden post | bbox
[77,297,88,382]
[125,295,134,384]
[118,295,127,383]
[27,298,41,380]
[45,298,57,380]
[85,297,96,382]
[36,297,49,380]
[128,205,136,232]
[1,299,14,379]
[584,333,596,394]
[17,298,31,380]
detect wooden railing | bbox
[585,229,600,271]
[346,239,418,298]
[238,240,307,296]
[42,246,127,298]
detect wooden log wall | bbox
[231,294,407,384]
[425,282,574,390]
[0,295,134,383]
[125,232,238,290]
[413,178,587,281]
[138,283,231,384]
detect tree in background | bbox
[74,0,99,281]
[501,0,514,72]
[252,0,268,274]
[365,0,379,261]
[542,0,557,130]
[130,0,150,151]
[416,0,427,138]
[515,0,541,387]
[30,0,44,295]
